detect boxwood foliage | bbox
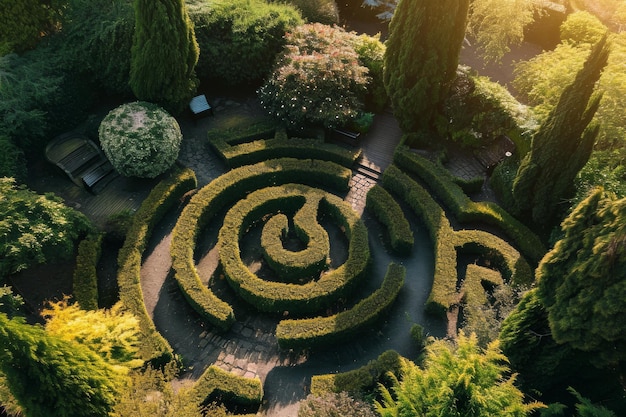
[72,232,104,311]
[310,350,402,396]
[220,184,369,314]
[381,165,532,316]
[117,165,197,364]
[186,365,263,412]
[366,185,414,255]
[189,0,303,86]
[276,263,405,350]
[209,127,362,169]
[171,158,352,330]
[393,146,546,264]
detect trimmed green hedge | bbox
[220,184,368,314]
[72,233,103,310]
[171,158,353,330]
[462,264,503,306]
[206,118,278,146]
[209,127,361,169]
[366,185,414,255]
[310,350,402,396]
[381,165,532,316]
[187,365,263,411]
[394,146,546,263]
[117,166,197,364]
[276,263,405,349]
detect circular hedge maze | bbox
[122,122,545,413]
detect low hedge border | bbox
[186,365,263,412]
[171,158,353,330]
[366,185,414,256]
[72,232,103,310]
[210,128,362,169]
[381,165,532,316]
[276,262,405,350]
[462,264,503,306]
[220,184,369,314]
[310,350,402,396]
[117,165,197,364]
[394,146,546,263]
[206,118,278,146]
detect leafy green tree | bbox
[511,35,609,225]
[375,333,543,417]
[129,0,199,113]
[258,23,370,130]
[0,313,127,417]
[42,300,144,370]
[0,178,92,277]
[0,0,64,53]
[383,0,469,139]
[560,11,607,46]
[536,188,626,368]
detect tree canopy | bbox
[129,0,199,113]
[383,0,469,139]
[375,333,543,417]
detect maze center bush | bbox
[99,102,182,178]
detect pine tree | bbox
[383,0,469,138]
[511,35,610,225]
[129,0,199,113]
[0,313,127,417]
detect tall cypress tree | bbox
[0,313,126,417]
[383,0,469,138]
[511,35,610,225]
[129,0,199,113]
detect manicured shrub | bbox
[191,0,302,86]
[351,33,387,112]
[99,102,182,178]
[258,23,370,130]
[209,128,362,168]
[276,263,404,349]
[393,146,546,263]
[366,185,413,255]
[310,350,402,396]
[186,366,263,410]
[117,166,196,363]
[171,158,352,330]
[73,233,104,311]
[220,185,369,314]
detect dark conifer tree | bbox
[0,313,125,417]
[383,0,469,139]
[511,35,610,225]
[129,0,199,113]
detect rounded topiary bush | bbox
[99,102,182,178]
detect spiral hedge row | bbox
[381,163,533,315]
[117,165,197,364]
[276,263,405,349]
[365,184,414,255]
[170,158,353,330]
[393,146,546,264]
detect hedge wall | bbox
[186,365,263,412]
[209,130,362,169]
[276,263,405,349]
[393,146,546,264]
[72,232,104,311]
[366,185,414,256]
[310,350,402,396]
[219,184,369,314]
[171,158,353,330]
[381,165,532,315]
[117,165,197,364]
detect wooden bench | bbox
[57,142,101,178]
[81,161,117,194]
[331,128,361,146]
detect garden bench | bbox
[81,161,117,194]
[331,127,361,146]
[56,141,101,178]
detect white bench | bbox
[189,94,213,119]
